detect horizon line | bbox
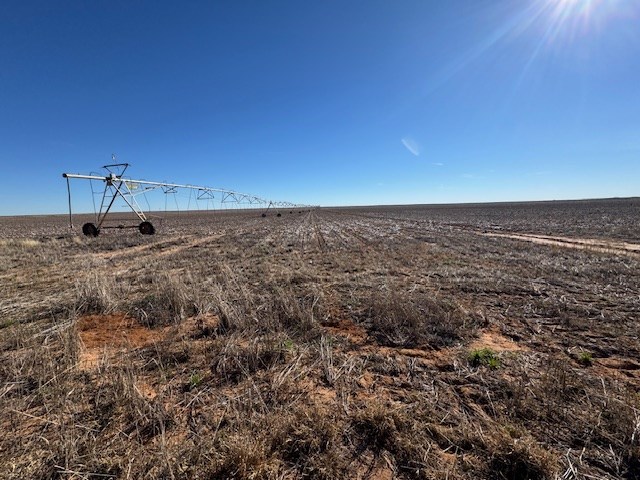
[1,196,637,218]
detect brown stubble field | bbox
[1,198,639,479]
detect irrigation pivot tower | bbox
[63,163,311,236]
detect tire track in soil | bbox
[315,214,351,250]
[91,233,228,266]
[317,211,366,249]
[91,237,185,260]
[147,234,224,258]
[311,211,328,252]
[294,211,314,252]
[481,231,640,256]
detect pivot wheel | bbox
[82,222,99,237]
[261,213,267,218]
[276,213,281,217]
[139,221,155,235]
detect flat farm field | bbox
[1,198,639,479]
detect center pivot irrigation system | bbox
[63,162,312,236]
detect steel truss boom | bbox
[62,163,313,236]
[63,173,270,205]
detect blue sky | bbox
[1,0,639,214]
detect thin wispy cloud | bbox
[401,137,420,156]
[432,162,443,166]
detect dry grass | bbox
[363,288,481,348]
[1,201,640,478]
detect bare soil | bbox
[1,198,639,479]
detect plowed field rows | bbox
[1,199,639,479]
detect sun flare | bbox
[531,0,621,52]
[546,0,629,34]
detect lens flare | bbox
[425,0,638,95]
[543,0,638,43]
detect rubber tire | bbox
[82,222,99,237]
[261,213,266,218]
[139,221,155,235]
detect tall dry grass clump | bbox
[74,272,121,314]
[134,271,198,326]
[364,288,480,348]
[209,265,324,340]
[267,287,323,339]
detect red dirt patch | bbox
[469,328,528,353]
[324,317,368,345]
[77,314,166,369]
[593,357,640,386]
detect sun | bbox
[540,0,605,46]
[560,0,600,14]
[546,0,625,32]
[549,0,594,23]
